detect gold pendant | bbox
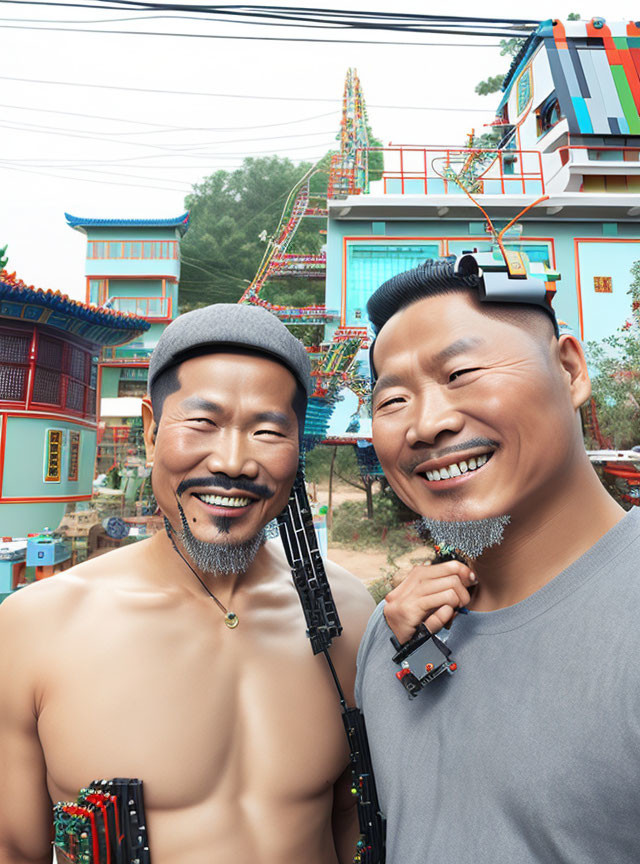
[225,611,239,629]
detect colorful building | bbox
[65,213,190,467]
[320,18,640,440]
[0,270,149,538]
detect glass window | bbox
[108,242,122,259]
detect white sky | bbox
[0,1,634,300]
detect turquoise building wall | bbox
[0,416,97,537]
[326,217,640,343]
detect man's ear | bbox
[557,334,591,409]
[141,396,157,466]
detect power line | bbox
[0,22,506,46]
[0,74,495,112]
[0,161,191,192]
[0,1,538,34]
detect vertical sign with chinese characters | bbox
[45,429,63,482]
[68,430,80,482]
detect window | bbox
[536,94,562,137]
[0,326,31,402]
[88,240,178,260]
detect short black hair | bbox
[367,257,557,377]
[149,345,307,437]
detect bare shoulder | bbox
[324,558,375,622]
[0,541,149,633]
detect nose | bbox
[203,428,260,479]
[405,384,464,447]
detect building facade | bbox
[65,213,190,467]
[321,17,640,441]
[0,270,148,537]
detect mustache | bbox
[176,473,275,500]
[402,437,500,475]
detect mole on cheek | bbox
[193,517,197,523]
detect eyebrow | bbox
[252,410,294,430]
[432,337,484,366]
[181,397,222,413]
[372,374,405,401]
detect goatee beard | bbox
[166,501,265,576]
[417,514,511,559]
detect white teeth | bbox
[423,452,492,482]
[197,493,251,507]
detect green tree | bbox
[179,156,327,311]
[474,38,526,97]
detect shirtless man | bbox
[0,303,374,864]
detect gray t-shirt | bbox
[355,508,640,863]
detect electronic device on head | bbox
[454,251,559,336]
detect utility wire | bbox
[0,74,495,112]
[0,1,537,33]
[0,22,508,45]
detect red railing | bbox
[358,147,546,196]
[109,296,172,319]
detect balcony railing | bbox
[108,296,172,319]
[357,147,546,196]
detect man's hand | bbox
[384,560,477,644]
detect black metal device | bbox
[389,543,464,699]
[390,625,456,699]
[277,468,386,864]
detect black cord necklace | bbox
[164,519,239,629]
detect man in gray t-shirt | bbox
[357,255,639,862]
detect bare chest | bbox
[38,600,348,812]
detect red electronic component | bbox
[450,663,458,672]
[396,668,411,680]
[425,663,434,672]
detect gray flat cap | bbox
[148,303,312,396]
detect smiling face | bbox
[371,291,590,525]
[143,351,300,547]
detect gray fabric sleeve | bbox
[354,601,389,709]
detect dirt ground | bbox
[311,481,427,586]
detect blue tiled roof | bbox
[65,212,190,235]
[0,271,150,347]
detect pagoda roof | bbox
[65,211,190,235]
[0,270,151,347]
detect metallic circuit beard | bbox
[417,514,511,559]
[174,500,265,576]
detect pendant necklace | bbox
[165,522,239,629]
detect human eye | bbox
[376,395,407,410]
[255,428,286,438]
[448,367,481,383]
[186,417,215,426]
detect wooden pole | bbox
[327,445,337,530]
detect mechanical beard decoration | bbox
[417,514,512,559]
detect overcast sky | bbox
[0,1,634,300]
